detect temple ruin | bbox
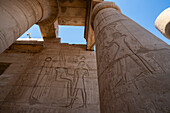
[0,0,170,113]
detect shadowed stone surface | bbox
[92,2,170,113]
[0,39,100,113]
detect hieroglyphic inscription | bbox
[0,53,96,113]
[29,56,89,108]
[55,61,89,108]
[94,10,170,112]
[96,22,165,79]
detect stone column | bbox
[91,2,170,113]
[0,0,42,53]
[0,0,59,53]
[155,8,170,39]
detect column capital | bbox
[37,0,59,25]
[155,8,170,39]
[91,1,121,28]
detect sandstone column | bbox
[0,0,59,53]
[0,0,42,53]
[91,2,170,113]
[155,8,170,39]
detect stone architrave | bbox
[91,2,170,113]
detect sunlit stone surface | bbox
[92,2,170,113]
[155,8,170,39]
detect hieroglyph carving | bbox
[96,22,165,78]
[95,20,169,112]
[55,61,89,108]
[26,55,89,108]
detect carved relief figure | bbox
[55,60,89,108]
[96,21,166,110]
[29,57,54,105]
[67,61,89,108]
[26,55,89,108]
[97,22,164,81]
[55,67,74,104]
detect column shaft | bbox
[92,2,170,113]
[0,0,43,53]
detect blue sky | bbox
[20,0,170,45]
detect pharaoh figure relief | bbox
[28,55,89,108]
